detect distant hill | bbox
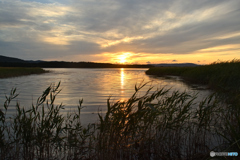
[154,63,199,67]
[0,55,198,68]
[0,55,153,68]
[26,60,46,63]
[0,55,26,63]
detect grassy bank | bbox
[0,67,48,78]
[146,59,240,104]
[1,82,239,159]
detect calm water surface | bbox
[0,68,212,125]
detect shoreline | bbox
[145,59,240,105]
[0,67,49,79]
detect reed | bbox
[0,67,48,78]
[146,59,240,104]
[0,82,239,159]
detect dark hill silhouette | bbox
[154,63,199,67]
[0,55,153,68]
[0,55,198,68]
[0,55,26,63]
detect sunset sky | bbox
[0,0,240,64]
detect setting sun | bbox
[119,55,126,64]
[117,52,132,64]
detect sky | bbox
[0,0,240,64]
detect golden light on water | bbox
[121,68,124,93]
[120,68,129,103]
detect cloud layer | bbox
[0,0,240,63]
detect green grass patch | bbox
[146,59,240,104]
[0,67,48,78]
[1,82,239,159]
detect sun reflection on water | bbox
[121,68,124,93]
[0,68,214,126]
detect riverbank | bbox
[1,64,240,159]
[0,82,231,160]
[146,59,240,104]
[0,67,48,78]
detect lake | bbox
[0,68,212,125]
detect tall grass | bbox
[146,59,240,104]
[0,82,239,159]
[0,67,47,78]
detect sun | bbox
[118,53,131,64]
[119,55,127,64]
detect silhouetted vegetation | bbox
[155,63,199,67]
[1,82,239,159]
[0,61,153,68]
[0,67,48,78]
[146,59,240,105]
[0,55,153,68]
